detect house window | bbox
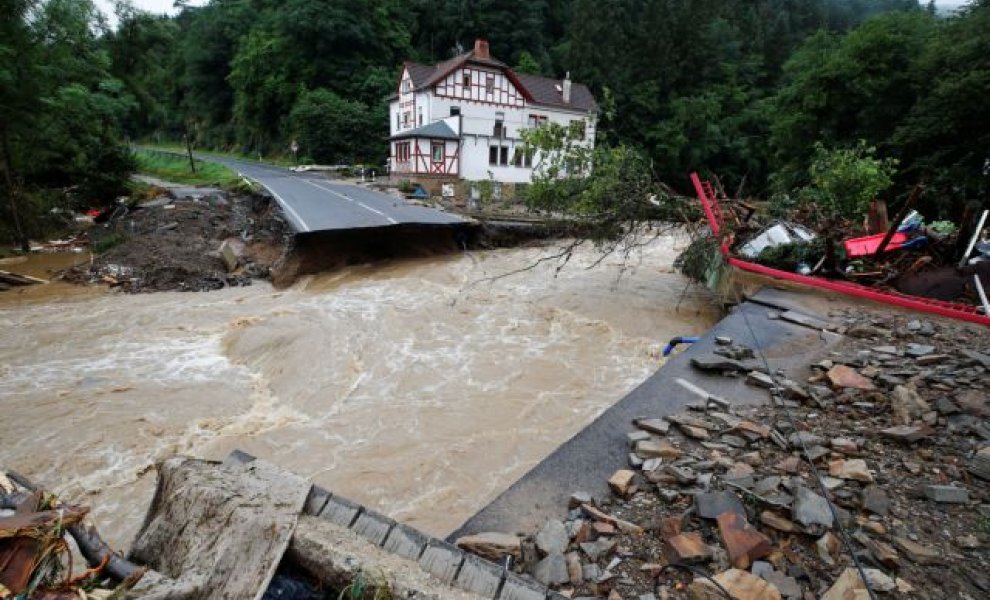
[569,119,586,139]
[528,114,548,129]
[401,80,412,93]
[485,75,495,94]
[493,120,504,138]
[418,108,423,126]
[513,148,533,168]
[489,146,509,167]
[450,106,461,116]
[431,142,444,163]
[463,72,471,88]
[396,142,411,163]
[395,113,400,130]
[402,112,410,127]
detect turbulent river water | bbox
[0,238,717,548]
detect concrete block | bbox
[498,573,547,600]
[351,508,395,547]
[223,449,256,466]
[383,522,429,560]
[319,495,362,528]
[454,553,504,599]
[303,485,331,516]
[419,539,464,585]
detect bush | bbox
[289,89,384,164]
[803,141,898,220]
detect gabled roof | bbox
[399,44,597,113]
[515,73,597,113]
[389,120,459,141]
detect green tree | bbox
[803,140,898,220]
[289,89,382,164]
[1,0,135,246]
[770,11,936,189]
[892,0,990,207]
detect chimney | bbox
[562,71,572,104]
[474,39,490,60]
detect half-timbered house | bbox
[387,39,597,193]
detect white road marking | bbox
[238,171,311,232]
[300,178,399,225]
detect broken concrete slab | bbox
[535,520,569,556]
[923,485,969,504]
[791,487,834,529]
[717,511,773,569]
[695,491,746,520]
[532,552,568,586]
[826,365,875,390]
[127,457,310,600]
[666,532,714,563]
[688,568,782,600]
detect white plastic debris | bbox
[739,222,816,259]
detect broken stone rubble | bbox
[453,311,987,600]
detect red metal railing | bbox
[690,172,990,326]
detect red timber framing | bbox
[435,66,525,108]
[393,139,459,176]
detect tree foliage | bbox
[1,0,134,246]
[8,0,990,245]
[803,141,898,219]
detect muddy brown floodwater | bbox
[0,237,717,549]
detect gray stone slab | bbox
[223,449,256,466]
[498,573,547,600]
[351,508,395,547]
[419,539,465,584]
[383,522,429,560]
[319,494,362,528]
[303,485,331,516]
[454,553,505,599]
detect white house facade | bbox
[387,39,598,188]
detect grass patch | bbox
[134,149,243,188]
[139,142,296,168]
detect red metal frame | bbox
[690,172,990,326]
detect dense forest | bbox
[2,0,989,245]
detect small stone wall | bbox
[228,451,556,600]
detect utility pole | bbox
[184,132,196,174]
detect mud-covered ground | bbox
[64,190,291,293]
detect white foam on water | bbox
[1,238,717,542]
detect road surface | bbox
[198,153,464,233]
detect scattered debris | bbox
[455,309,988,599]
[63,191,290,293]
